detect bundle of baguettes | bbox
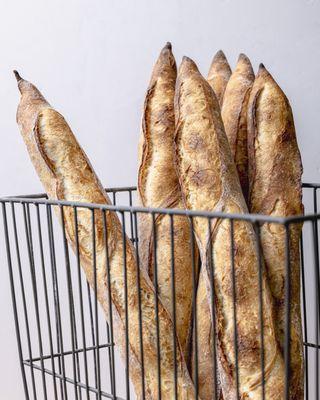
[14,72,197,400]
[174,55,285,399]
[14,43,304,400]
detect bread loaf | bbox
[221,53,254,202]
[174,57,285,399]
[247,64,304,399]
[14,71,197,400]
[207,50,232,106]
[137,43,197,361]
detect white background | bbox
[0,0,320,398]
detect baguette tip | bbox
[259,63,266,71]
[238,53,249,62]
[13,70,22,82]
[214,50,227,60]
[164,42,172,50]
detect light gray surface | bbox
[0,0,320,398]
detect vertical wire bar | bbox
[300,233,309,399]
[169,215,178,400]
[73,207,90,400]
[230,219,240,399]
[112,192,116,206]
[86,281,98,400]
[35,204,58,399]
[102,210,117,398]
[2,202,30,400]
[105,323,115,397]
[120,212,130,400]
[313,189,320,400]
[151,212,162,400]
[60,206,79,400]
[91,210,102,399]
[23,203,45,400]
[284,224,292,400]
[46,205,67,399]
[132,212,146,398]
[189,216,198,399]
[128,191,134,242]
[254,222,265,400]
[207,218,217,400]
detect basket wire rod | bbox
[73,206,91,399]
[128,191,135,242]
[230,219,240,399]
[24,203,47,399]
[132,211,146,398]
[66,211,85,400]
[3,196,290,225]
[254,222,265,400]
[105,323,114,397]
[207,217,218,400]
[189,216,199,399]
[151,212,162,400]
[1,202,30,400]
[60,206,80,400]
[86,280,98,399]
[120,211,130,400]
[284,224,292,400]
[91,210,102,399]
[169,214,178,400]
[46,204,67,399]
[25,343,113,364]
[300,232,309,399]
[22,360,124,400]
[35,204,59,399]
[102,210,117,398]
[312,188,320,400]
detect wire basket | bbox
[1,183,319,400]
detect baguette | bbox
[174,57,285,399]
[221,53,254,202]
[137,43,196,361]
[247,64,304,399]
[14,71,197,400]
[207,50,232,106]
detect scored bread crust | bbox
[207,50,232,106]
[247,64,304,399]
[137,43,197,362]
[221,53,254,203]
[174,57,285,400]
[15,73,197,400]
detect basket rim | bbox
[0,182,319,225]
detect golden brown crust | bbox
[207,50,232,106]
[15,73,197,400]
[247,64,304,399]
[221,53,254,203]
[137,43,197,361]
[174,57,285,400]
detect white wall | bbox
[0,0,320,398]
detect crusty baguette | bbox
[14,71,197,400]
[137,43,196,361]
[174,57,285,399]
[221,53,254,202]
[247,64,304,399]
[207,50,232,106]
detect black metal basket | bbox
[1,183,319,400]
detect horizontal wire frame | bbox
[1,183,319,399]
